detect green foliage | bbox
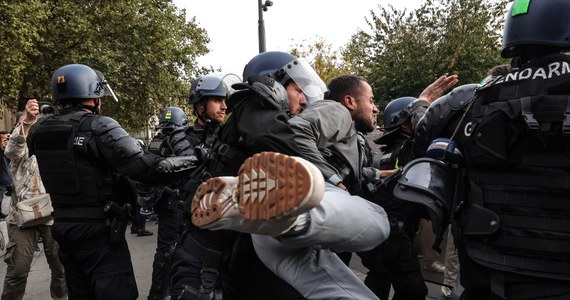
[347,0,510,110]
[0,0,210,131]
[290,36,353,85]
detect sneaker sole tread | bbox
[191,177,238,228]
[238,152,313,222]
[191,151,324,233]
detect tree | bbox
[345,0,510,110]
[289,36,353,85]
[0,0,210,131]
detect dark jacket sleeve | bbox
[226,97,303,156]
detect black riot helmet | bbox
[501,0,570,60]
[242,51,296,86]
[51,64,118,106]
[377,96,416,141]
[157,106,188,130]
[189,73,241,105]
[238,51,327,108]
[188,73,241,122]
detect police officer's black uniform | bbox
[168,68,304,300]
[358,97,430,300]
[412,1,570,298]
[146,106,189,300]
[27,64,195,300]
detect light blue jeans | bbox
[253,183,390,300]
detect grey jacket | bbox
[289,100,363,188]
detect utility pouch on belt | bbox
[163,186,183,211]
[104,201,131,244]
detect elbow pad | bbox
[413,84,477,156]
[169,127,195,156]
[92,116,145,163]
[156,156,198,173]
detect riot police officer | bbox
[360,96,431,300]
[27,64,196,300]
[153,74,240,300]
[169,73,239,159]
[170,53,310,300]
[409,1,570,298]
[150,106,189,157]
[146,105,188,300]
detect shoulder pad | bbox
[169,127,196,157]
[89,115,145,164]
[90,115,122,135]
[413,84,478,156]
[427,83,478,126]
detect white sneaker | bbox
[191,151,324,236]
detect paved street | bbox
[0,221,449,299]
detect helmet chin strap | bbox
[195,100,216,126]
[197,112,208,125]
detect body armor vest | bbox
[29,111,115,219]
[148,130,173,157]
[457,58,570,280]
[181,122,247,221]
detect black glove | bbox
[194,144,211,161]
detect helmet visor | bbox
[197,73,242,96]
[94,70,118,102]
[282,58,328,103]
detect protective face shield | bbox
[51,64,118,105]
[393,157,454,246]
[93,70,119,102]
[275,58,327,104]
[188,73,242,105]
[501,0,570,59]
[158,106,188,129]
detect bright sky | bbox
[173,0,422,77]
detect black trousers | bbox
[169,231,305,300]
[358,223,427,300]
[59,238,138,300]
[148,197,184,299]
